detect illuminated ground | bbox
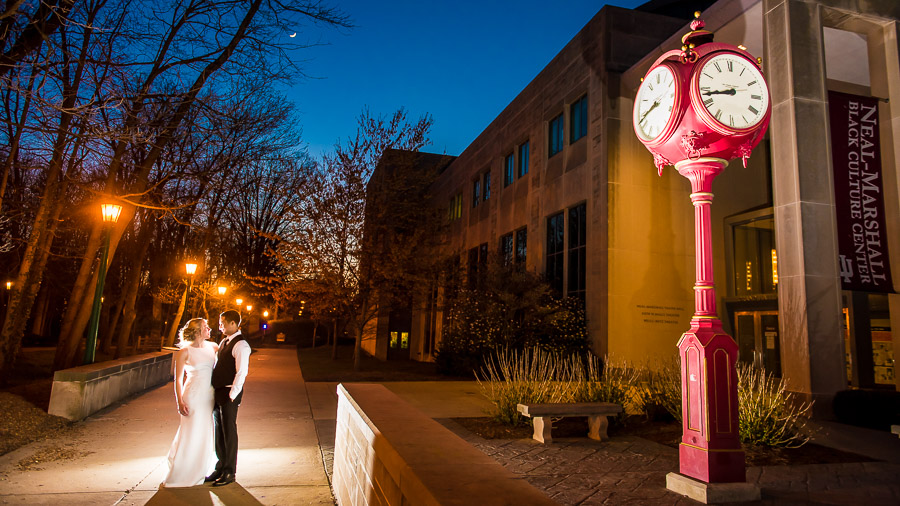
[0,347,332,505]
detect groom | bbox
[207,309,251,486]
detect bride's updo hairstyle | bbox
[177,318,207,348]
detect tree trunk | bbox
[331,319,338,360]
[115,220,153,358]
[164,286,188,348]
[100,298,121,355]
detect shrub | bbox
[476,347,575,425]
[632,357,682,422]
[737,363,813,448]
[570,355,638,412]
[476,348,634,426]
[435,260,589,376]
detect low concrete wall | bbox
[48,351,174,421]
[333,383,555,506]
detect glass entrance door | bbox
[734,311,781,376]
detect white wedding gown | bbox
[163,342,216,487]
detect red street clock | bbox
[632,13,772,489]
[633,13,771,174]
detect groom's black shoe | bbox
[212,472,235,487]
[204,471,222,483]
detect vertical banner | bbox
[828,91,893,293]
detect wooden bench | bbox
[517,402,623,444]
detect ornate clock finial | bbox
[682,11,714,50]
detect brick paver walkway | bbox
[439,419,900,505]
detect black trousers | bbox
[213,388,242,475]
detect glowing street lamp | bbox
[84,202,123,364]
[263,310,269,318]
[246,305,253,312]
[236,298,243,306]
[5,281,10,290]
[218,286,228,296]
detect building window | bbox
[732,216,777,296]
[468,247,479,288]
[504,153,514,187]
[500,233,513,266]
[568,203,586,300]
[472,179,481,208]
[549,113,564,157]
[515,227,527,264]
[483,171,491,201]
[570,95,588,143]
[547,212,565,294]
[448,193,462,220]
[518,141,529,177]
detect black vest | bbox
[212,334,246,388]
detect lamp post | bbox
[84,203,123,364]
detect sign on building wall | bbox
[829,91,893,293]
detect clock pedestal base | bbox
[666,472,760,504]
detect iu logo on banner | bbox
[828,91,893,293]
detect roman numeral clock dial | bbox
[633,64,680,143]
[692,52,769,134]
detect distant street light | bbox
[84,202,123,364]
[236,298,243,306]
[184,263,197,320]
[5,281,10,290]
[218,286,227,296]
[246,305,252,312]
[263,310,269,318]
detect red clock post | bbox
[632,13,769,501]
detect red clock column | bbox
[632,12,770,493]
[675,157,744,483]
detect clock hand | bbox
[639,98,661,122]
[702,88,737,96]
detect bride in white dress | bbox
[163,317,218,487]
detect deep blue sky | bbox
[287,1,647,159]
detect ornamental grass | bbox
[737,362,813,448]
[476,347,636,425]
[631,357,682,422]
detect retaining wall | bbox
[48,351,174,421]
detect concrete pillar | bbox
[764,0,847,406]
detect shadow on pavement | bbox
[145,483,264,505]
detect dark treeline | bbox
[0,0,357,379]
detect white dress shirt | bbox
[221,330,251,400]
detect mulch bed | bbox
[453,415,876,467]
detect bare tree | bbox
[283,108,440,370]
[0,0,350,376]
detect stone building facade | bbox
[365,0,900,406]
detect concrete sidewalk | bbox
[0,347,332,506]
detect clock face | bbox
[634,64,679,142]
[693,52,769,133]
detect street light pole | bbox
[84,203,123,365]
[183,263,197,325]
